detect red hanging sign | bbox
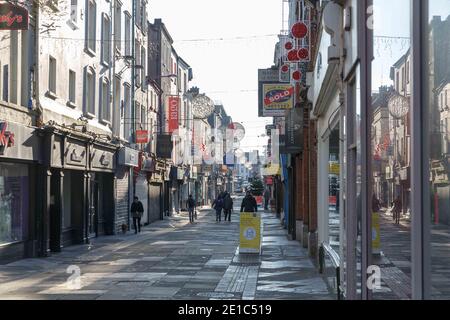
[168,96,179,133]
[135,130,149,144]
[281,65,289,73]
[284,41,293,50]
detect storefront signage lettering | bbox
[0,122,15,149]
[70,149,85,163]
[168,96,180,133]
[0,3,29,30]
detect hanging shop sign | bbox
[168,96,180,133]
[141,157,156,172]
[0,3,29,30]
[156,134,173,159]
[262,84,294,117]
[135,130,149,144]
[284,107,303,154]
[118,147,139,167]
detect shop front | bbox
[0,121,40,262]
[40,127,117,254]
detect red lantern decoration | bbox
[292,71,302,81]
[281,65,289,73]
[298,48,309,60]
[291,22,308,39]
[287,49,299,62]
[284,41,293,50]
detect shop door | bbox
[135,174,149,225]
[89,179,99,238]
[149,184,162,223]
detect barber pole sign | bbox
[168,96,179,133]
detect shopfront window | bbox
[0,163,29,245]
[370,0,412,299]
[425,0,450,300]
[328,128,340,253]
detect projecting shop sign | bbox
[0,3,29,30]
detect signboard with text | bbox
[284,108,303,154]
[0,3,29,30]
[156,134,173,159]
[135,130,149,144]
[168,96,179,133]
[261,84,294,117]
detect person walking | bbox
[212,194,224,222]
[241,191,258,213]
[264,188,270,210]
[187,195,196,223]
[393,196,402,225]
[131,196,144,234]
[223,192,233,222]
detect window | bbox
[406,61,410,84]
[124,83,131,140]
[114,1,122,51]
[85,0,97,54]
[141,46,146,89]
[141,105,145,130]
[124,12,131,56]
[2,65,8,102]
[101,13,111,65]
[70,0,78,24]
[0,163,29,245]
[83,67,96,117]
[135,40,141,87]
[68,70,76,106]
[48,56,56,97]
[100,77,111,123]
[396,71,400,92]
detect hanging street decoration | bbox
[281,65,290,73]
[284,41,293,50]
[297,48,310,60]
[292,71,302,81]
[287,49,300,62]
[291,22,308,39]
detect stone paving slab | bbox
[0,204,333,300]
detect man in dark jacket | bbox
[241,191,258,213]
[212,194,224,222]
[131,196,144,234]
[187,195,196,223]
[223,192,233,222]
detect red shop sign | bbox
[135,130,149,144]
[168,96,179,133]
[0,3,29,30]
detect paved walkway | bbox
[0,205,333,300]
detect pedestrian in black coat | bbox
[131,196,144,234]
[241,191,258,213]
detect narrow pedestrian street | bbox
[0,199,333,300]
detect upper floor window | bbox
[48,56,57,98]
[83,66,96,117]
[114,1,122,52]
[100,77,111,123]
[124,12,131,56]
[141,46,146,90]
[101,13,111,65]
[85,0,97,55]
[68,69,76,107]
[70,0,78,24]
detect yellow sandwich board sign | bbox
[239,212,262,254]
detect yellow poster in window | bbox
[239,212,262,254]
